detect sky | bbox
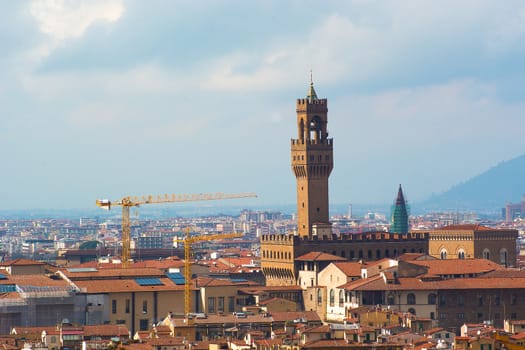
[1,0,525,211]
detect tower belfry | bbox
[291,79,333,237]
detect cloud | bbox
[329,78,525,203]
[30,0,124,42]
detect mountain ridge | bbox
[417,153,525,212]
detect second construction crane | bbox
[95,192,257,267]
[175,229,243,317]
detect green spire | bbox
[390,184,409,234]
[307,70,318,102]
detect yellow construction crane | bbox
[175,229,243,317]
[95,192,256,267]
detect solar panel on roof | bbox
[0,285,16,293]
[166,272,186,285]
[135,278,163,286]
[231,278,248,283]
[67,268,98,273]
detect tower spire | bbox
[307,70,318,102]
[391,184,409,234]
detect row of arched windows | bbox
[327,289,346,307]
[439,248,508,265]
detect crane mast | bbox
[95,192,256,267]
[175,229,243,318]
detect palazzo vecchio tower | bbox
[261,80,428,286]
[292,79,333,238]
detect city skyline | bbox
[1,1,525,210]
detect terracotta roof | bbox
[258,297,292,305]
[195,276,258,287]
[120,342,154,350]
[424,327,445,335]
[61,267,165,280]
[511,332,525,340]
[345,275,525,291]
[296,251,347,262]
[253,338,282,346]
[437,224,494,231]
[11,326,58,337]
[303,325,331,333]
[192,313,273,325]
[74,278,184,293]
[338,275,383,290]
[0,259,45,267]
[0,274,72,287]
[83,324,129,337]
[269,311,321,323]
[408,259,503,276]
[483,270,525,278]
[333,262,364,277]
[397,253,428,261]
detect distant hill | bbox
[418,154,525,212]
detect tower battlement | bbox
[291,138,333,147]
[296,99,327,113]
[296,98,327,105]
[261,234,297,244]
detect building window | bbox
[483,249,490,259]
[440,249,447,260]
[439,295,446,306]
[139,319,149,331]
[208,297,215,313]
[339,290,344,307]
[439,313,447,320]
[458,249,465,259]
[458,294,465,306]
[387,294,395,305]
[457,313,465,319]
[329,289,335,307]
[428,294,437,305]
[142,300,148,314]
[477,313,483,319]
[500,249,508,266]
[511,313,517,319]
[478,296,483,306]
[125,299,130,314]
[430,312,435,320]
[112,300,117,314]
[218,297,224,313]
[407,293,416,305]
[228,296,235,312]
[495,295,500,306]
[512,295,518,305]
[317,289,322,305]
